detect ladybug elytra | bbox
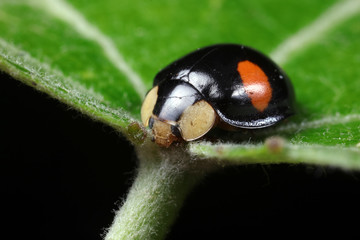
[141,44,295,147]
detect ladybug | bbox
[141,44,295,147]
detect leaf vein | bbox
[270,0,360,65]
[32,0,147,98]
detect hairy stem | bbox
[105,142,207,240]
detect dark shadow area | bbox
[2,72,360,239]
[169,164,360,239]
[1,72,136,239]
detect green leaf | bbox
[1,0,360,169]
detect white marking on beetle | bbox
[270,0,360,65]
[32,0,147,98]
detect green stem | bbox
[105,142,208,240]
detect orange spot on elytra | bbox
[237,60,272,112]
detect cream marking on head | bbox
[141,86,158,126]
[178,100,216,141]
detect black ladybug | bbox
[141,44,295,147]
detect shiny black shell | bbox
[153,44,295,128]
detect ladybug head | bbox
[141,81,217,147]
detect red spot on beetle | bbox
[237,60,272,111]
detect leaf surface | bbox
[1,0,359,168]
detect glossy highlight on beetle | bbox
[141,44,295,147]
